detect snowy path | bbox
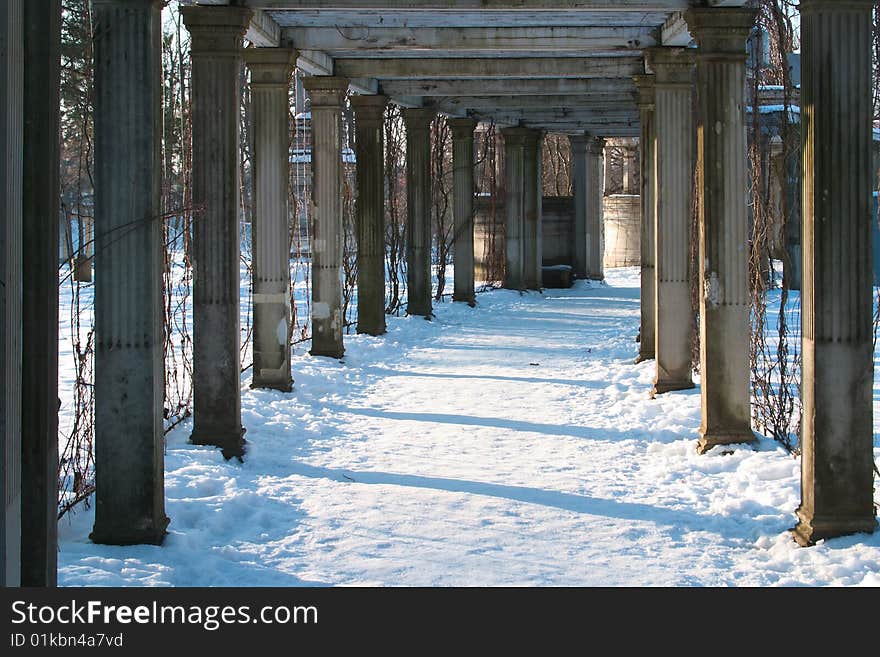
[58,268,880,586]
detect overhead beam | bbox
[439,94,636,110]
[660,11,691,46]
[245,9,280,46]
[335,56,643,79]
[245,1,692,8]
[380,77,635,96]
[283,25,657,51]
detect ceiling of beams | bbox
[196,1,748,135]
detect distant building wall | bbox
[603,194,640,268]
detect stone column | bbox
[569,133,588,278]
[522,129,544,291]
[622,142,637,195]
[303,76,348,356]
[182,6,251,459]
[502,127,527,291]
[585,136,606,281]
[793,0,878,545]
[634,74,656,364]
[244,48,296,391]
[89,0,169,546]
[647,48,695,397]
[21,0,60,587]
[352,94,388,335]
[449,117,478,305]
[1,0,22,586]
[403,108,435,317]
[685,8,757,454]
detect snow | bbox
[56,267,880,586]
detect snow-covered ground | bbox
[57,267,880,586]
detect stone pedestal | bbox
[1,0,23,586]
[647,48,695,397]
[449,118,478,305]
[352,94,388,335]
[522,129,544,291]
[569,134,588,279]
[502,127,528,291]
[245,49,296,391]
[403,108,435,317]
[21,0,60,586]
[792,0,877,545]
[634,74,656,364]
[90,0,169,546]
[585,137,605,281]
[182,5,251,459]
[686,8,757,454]
[303,76,348,355]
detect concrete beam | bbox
[246,1,692,8]
[660,11,692,46]
[246,9,280,46]
[439,95,637,113]
[380,77,635,97]
[335,56,644,79]
[282,25,658,52]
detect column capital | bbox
[684,8,757,58]
[402,107,436,133]
[93,0,166,7]
[243,48,297,87]
[522,128,544,148]
[799,0,876,12]
[448,117,478,140]
[632,74,655,110]
[302,76,348,107]
[587,137,606,156]
[351,94,388,127]
[645,47,695,87]
[501,126,532,145]
[181,5,252,55]
[568,132,587,151]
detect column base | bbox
[791,510,877,547]
[634,350,655,364]
[310,347,345,359]
[650,379,694,397]
[356,324,387,337]
[250,378,293,393]
[453,293,476,307]
[190,426,247,460]
[90,516,170,547]
[696,429,756,455]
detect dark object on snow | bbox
[542,264,574,289]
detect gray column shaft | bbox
[648,48,695,396]
[90,0,168,546]
[183,6,251,458]
[303,77,347,356]
[352,95,387,335]
[1,0,23,587]
[502,129,526,291]
[585,137,605,280]
[21,0,60,587]
[404,108,434,317]
[450,118,477,305]
[794,0,877,545]
[635,75,656,363]
[246,50,295,390]
[570,135,588,278]
[686,8,756,454]
[522,130,543,290]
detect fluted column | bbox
[793,0,878,545]
[634,74,656,364]
[182,6,251,459]
[303,76,348,356]
[403,108,435,317]
[90,0,168,546]
[502,127,528,291]
[686,9,757,454]
[21,0,60,586]
[449,117,478,305]
[585,136,606,280]
[647,48,695,397]
[569,133,588,278]
[352,94,387,335]
[523,129,544,290]
[1,0,23,586]
[245,49,296,391]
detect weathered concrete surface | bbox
[183,5,251,459]
[522,129,543,291]
[647,47,694,397]
[352,94,388,334]
[303,76,348,355]
[603,194,640,268]
[686,8,757,455]
[21,0,60,586]
[245,48,296,390]
[585,137,605,281]
[449,117,478,305]
[569,134,588,278]
[502,127,528,291]
[404,108,435,317]
[90,0,169,546]
[793,0,878,546]
[634,74,655,363]
[1,0,22,587]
